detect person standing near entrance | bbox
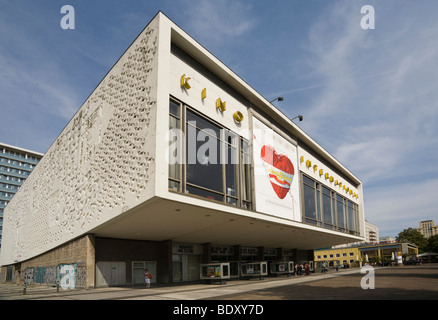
[305,263,310,276]
[144,269,152,288]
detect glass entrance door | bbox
[187,255,200,282]
[172,254,201,282]
[172,255,183,282]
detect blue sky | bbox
[1,0,437,238]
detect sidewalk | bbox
[0,267,361,300]
[2,265,437,300]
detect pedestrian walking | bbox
[321,261,327,273]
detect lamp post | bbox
[269,97,284,103]
[269,97,303,122]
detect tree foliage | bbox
[426,234,438,253]
[396,228,428,253]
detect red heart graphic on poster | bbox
[260,145,294,199]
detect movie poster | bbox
[252,116,301,222]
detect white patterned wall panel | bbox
[1,20,159,265]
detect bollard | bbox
[23,283,26,295]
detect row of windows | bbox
[0,165,31,176]
[168,97,360,236]
[0,192,14,198]
[0,183,19,191]
[302,174,359,235]
[317,252,355,259]
[0,174,25,184]
[1,149,39,162]
[168,98,252,210]
[0,157,36,169]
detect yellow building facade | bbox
[314,242,418,268]
[314,246,361,268]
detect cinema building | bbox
[0,12,365,288]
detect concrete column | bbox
[258,247,264,261]
[202,243,211,263]
[85,234,96,289]
[233,245,241,262]
[164,240,173,284]
[276,248,283,261]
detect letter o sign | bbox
[233,111,244,123]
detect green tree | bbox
[396,228,428,253]
[426,234,438,253]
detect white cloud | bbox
[0,53,78,121]
[335,137,401,183]
[301,1,438,165]
[364,178,438,237]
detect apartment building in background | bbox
[364,220,379,244]
[0,142,43,250]
[417,220,438,238]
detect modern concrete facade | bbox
[0,12,365,288]
[0,143,43,251]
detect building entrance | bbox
[95,261,126,287]
[132,261,157,285]
[172,254,201,282]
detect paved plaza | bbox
[0,265,437,301]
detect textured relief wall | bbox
[1,20,159,265]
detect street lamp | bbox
[269,97,303,122]
[269,97,284,103]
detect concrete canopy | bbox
[90,196,362,250]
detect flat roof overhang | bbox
[91,197,363,250]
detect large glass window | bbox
[347,200,356,235]
[225,131,238,205]
[303,175,317,225]
[322,186,334,229]
[240,139,252,209]
[186,110,223,196]
[168,99,181,191]
[336,194,345,232]
[168,97,252,209]
[302,174,358,235]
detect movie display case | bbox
[200,263,230,284]
[240,261,268,279]
[270,261,294,276]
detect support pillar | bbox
[85,234,96,289]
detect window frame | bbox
[301,173,359,236]
[168,97,252,210]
